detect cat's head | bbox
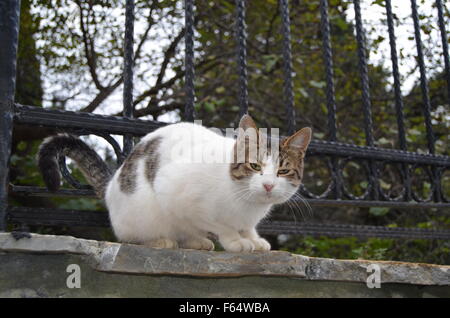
[230,114,311,205]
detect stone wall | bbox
[0,233,449,297]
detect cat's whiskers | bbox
[284,199,298,225]
[287,192,313,219]
[277,189,313,223]
[223,187,250,203]
[285,196,305,222]
[291,192,313,218]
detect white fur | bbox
[105,122,298,252]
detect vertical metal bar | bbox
[320,0,337,142]
[411,0,439,202]
[0,0,21,231]
[385,0,407,151]
[123,0,135,156]
[235,0,249,118]
[385,0,411,200]
[353,0,378,200]
[279,0,295,135]
[353,0,374,147]
[435,0,449,203]
[320,0,342,199]
[436,0,450,103]
[410,0,435,155]
[184,0,195,122]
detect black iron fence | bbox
[0,0,449,240]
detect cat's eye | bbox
[278,169,290,175]
[249,163,261,171]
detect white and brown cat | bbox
[38,115,311,252]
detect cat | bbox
[38,114,311,252]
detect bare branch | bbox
[133,55,227,108]
[75,0,104,91]
[136,101,184,118]
[155,27,186,87]
[79,77,123,113]
[133,1,159,63]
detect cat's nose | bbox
[263,183,275,192]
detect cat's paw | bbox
[145,238,178,249]
[180,238,215,251]
[250,237,271,251]
[222,238,255,253]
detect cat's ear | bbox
[235,114,259,163]
[282,127,312,152]
[238,114,257,132]
[237,114,258,142]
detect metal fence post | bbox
[122,0,135,157]
[279,0,295,135]
[235,0,248,118]
[0,0,21,231]
[184,0,196,122]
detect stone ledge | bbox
[0,233,449,286]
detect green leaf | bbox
[379,179,391,190]
[377,137,390,145]
[369,207,390,216]
[215,86,225,94]
[204,102,216,113]
[309,80,326,89]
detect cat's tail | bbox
[37,134,112,199]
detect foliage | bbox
[282,236,393,260]
[281,235,450,265]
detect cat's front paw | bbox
[145,238,178,249]
[180,237,215,251]
[251,237,271,251]
[222,238,255,253]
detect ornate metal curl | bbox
[58,156,92,190]
[439,167,449,203]
[410,164,435,203]
[340,158,373,201]
[377,161,406,202]
[299,155,334,200]
[56,130,126,190]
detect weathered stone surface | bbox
[0,232,102,255]
[96,243,308,277]
[307,258,450,286]
[0,233,449,298]
[0,233,309,278]
[1,252,449,297]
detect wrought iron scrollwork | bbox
[56,130,126,191]
[299,155,334,200]
[410,164,435,203]
[377,162,406,202]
